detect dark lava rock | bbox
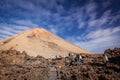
[0,50,49,80]
[54,48,120,80]
[0,48,120,80]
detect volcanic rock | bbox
[0,48,120,80]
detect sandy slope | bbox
[0,28,92,58]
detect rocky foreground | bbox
[0,48,120,80]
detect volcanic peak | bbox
[30,28,49,38]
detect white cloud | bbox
[66,27,120,53]
[102,0,111,9]
[0,34,10,40]
[102,10,111,18]
[78,22,85,29]
[85,0,97,14]
[88,10,112,27]
[0,30,14,36]
[65,1,98,29]
[87,27,120,39]
[14,20,39,27]
[47,25,58,34]
[109,14,120,25]
[0,22,37,40]
[50,28,57,34]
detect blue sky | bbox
[0,0,120,53]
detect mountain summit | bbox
[0,28,92,58]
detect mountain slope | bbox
[0,28,92,58]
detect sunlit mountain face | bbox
[0,0,120,53]
[0,28,92,58]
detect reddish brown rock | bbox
[0,48,120,80]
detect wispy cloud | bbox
[0,30,14,36]
[109,14,120,25]
[47,24,58,34]
[13,20,39,28]
[85,0,97,15]
[88,10,112,28]
[102,0,111,9]
[0,21,37,39]
[0,34,10,40]
[66,27,120,53]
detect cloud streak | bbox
[66,27,120,53]
[0,22,36,39]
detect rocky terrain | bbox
[0,48,120,80]
[0,50,49,80]
[55,48,120,80]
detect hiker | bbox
[69,57,75,66]
[68,53,73,57]
[104,54,109,64]
[74,54,80,65]
[79,54,83,64]
[75,54,83,65]
[68,53,71,57]
[59,54,64,58]
[55,55,58,59]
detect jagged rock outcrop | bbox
[0,48,120,80]
[0,50,50,80]
[55,48,120,80]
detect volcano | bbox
[0,28,92,58]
